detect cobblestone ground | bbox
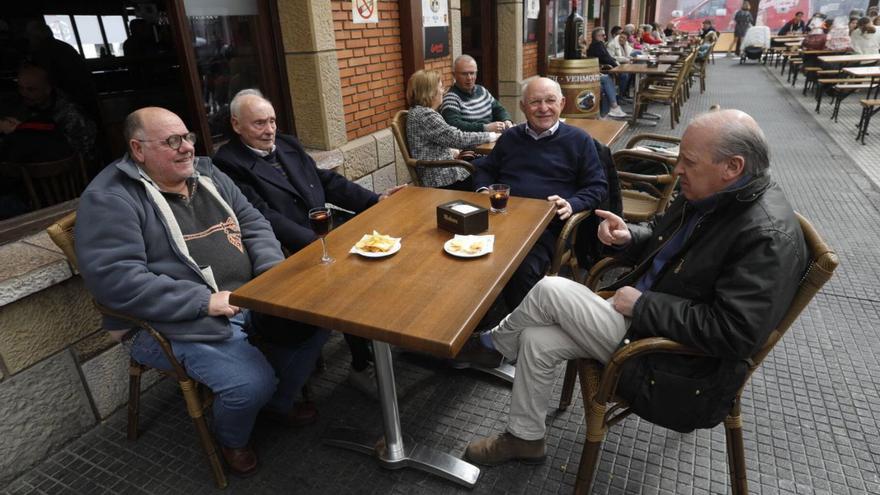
[4,57,879,495]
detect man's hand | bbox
[0,117,20,134]
[503,120,514,130]
[612,286,642,317]
[208,291,240,317]
[484,121,507,133]
[596,209,632,246]
[547,195,572,220]
[455,150,477,161]
[378,184,407,201]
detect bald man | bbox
[440,54,513,132]
[76,107,328,476]
[460,110,808,466]
[213,89,403,400]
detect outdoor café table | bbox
[818,54,880,65]
[633,54,680,64]
[607,63,672,125]
[231,186,555,488]
[473,118,628,154]
[844,66,880,99]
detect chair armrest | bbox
[617,170,677,185]
[595,337,709,402]
[413,159,475,173]
[584,257,633,291]
[624,133,682,149]
[548,210,592,276]
[93,302,189,380]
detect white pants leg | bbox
[489,276,629,440]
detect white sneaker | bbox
[608,107,629,118]
[348,364,379,400]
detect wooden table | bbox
[844,66,880,99]
[818,54,880,64]
[474,118,628,154]
[231,186,555,487]
[608,63,672,125]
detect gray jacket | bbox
[75,155,283,341]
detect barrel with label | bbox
[546,57,602,119]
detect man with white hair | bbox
[213,89,404,400]
[441,54,513,132]
[460,109,808,466]
[467,77,607,313]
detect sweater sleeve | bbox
[440,96,488,132]
[491,97,512,122]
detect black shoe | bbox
[453,334,503,369]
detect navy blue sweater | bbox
[473,122,607,230]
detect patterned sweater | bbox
[406,105,493,188]
[440,84,512,132]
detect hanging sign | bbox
[353,0,379,24]
[423,0,449,58]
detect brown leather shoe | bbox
[221,445,259,477]
[451,334,503,369]
[465,432,546,466]
[260,401,318,427]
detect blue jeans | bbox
[599,74,619,116]
[616,73,632,97]
[129,311,328,448]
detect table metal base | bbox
[455,360,516,383]
[323,341,480,488]
[324,428,480,487]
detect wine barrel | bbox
[546,57,602,119]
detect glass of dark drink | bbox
[308,206,334,264]
[488,184,510,214]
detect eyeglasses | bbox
[136,132,197,150]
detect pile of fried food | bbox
[354,231,398,253]
[447,237,486,255]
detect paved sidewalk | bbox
[4,59,879,495]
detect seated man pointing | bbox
[459,109,808,465]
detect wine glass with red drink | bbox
[308,206,334,264]
[488,184,510,214]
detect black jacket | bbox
[778,19,806,35]
[213,134,379,254]
[606,175,808,432]
[587,40,619,67]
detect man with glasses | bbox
[441,54,514,133]
[75,107,328,477]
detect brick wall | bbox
[333,1,406,141]
[333,1,456,141]
[523,42,538,78]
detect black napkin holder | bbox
[437,200,488,235]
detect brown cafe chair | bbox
[0,154,89,210]
[558,212,838,494]
[390,110,475,186]
[46,212,228,489]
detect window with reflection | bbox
[185,0,266,146]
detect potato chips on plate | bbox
[351,231,401,257]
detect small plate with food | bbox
[444,235,494,258]
[351,231,401,258]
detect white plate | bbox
[352,241,401,258]
[443,238,490,258]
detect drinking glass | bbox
[488,184,510,214]
[308,206,334,264]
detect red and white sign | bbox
[353,0,379,24]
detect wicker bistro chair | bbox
[636,51,696,129]
[612,134,680,223]
[390,110,475,186]
[559,213,838,494]
[46,213,228,489]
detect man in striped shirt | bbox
[440,54,514,133]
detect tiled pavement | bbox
[4,58,880,495]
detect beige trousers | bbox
[490,276,630,440]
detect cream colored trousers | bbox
[490,276,630,440]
